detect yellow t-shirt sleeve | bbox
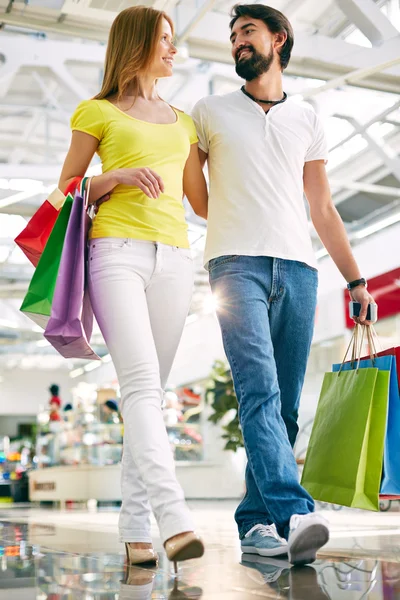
[180,112,198,145]
[70,99,105,141]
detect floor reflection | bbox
[1,510,400,599]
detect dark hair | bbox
[49,384,60,396]
[63,403,73,412]
[105,399,118,412]
[230,4,294,70]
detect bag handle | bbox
[350,323,360,366]
[366,326,379,359]
[79,176,87,199]
[339,326,359,375]
[339,324,371,375]
[78,176,93,212]
[85,177,93,210]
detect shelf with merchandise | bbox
[34,421,124,469]
[0,436,33,502]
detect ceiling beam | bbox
[331,165,391,207]
[2,10,400,87]
[0,190,43,210]
[153,0,180,10]
[343,115,400,184]
[0,135,66,152]
[176,0,218,45]
[329,179,400,196]
[0,164,62,179]
[300,48,400,98]
[0,55,22,99]
[335,0,399,47]
[329,98,400,153]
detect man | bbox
[192,3,376,566]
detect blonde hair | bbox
[94,6,174,101]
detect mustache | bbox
[235,45,254,62]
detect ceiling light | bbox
[70,367,85,379]
[84,361,102,372]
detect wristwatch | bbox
[347,277,367,291]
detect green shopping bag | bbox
[301,328,390,511]
[20,192,74,329]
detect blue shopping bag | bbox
[333,355,400,495]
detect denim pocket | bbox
[294,260,318,274]
[208,255,239,272]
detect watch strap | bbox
[347,278,367,290]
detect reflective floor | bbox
[1,501,400,599]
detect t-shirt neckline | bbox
[103,99,179,126]
[236,88,286,117]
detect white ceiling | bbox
[0,0,399,371]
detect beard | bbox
[235,45,274,81]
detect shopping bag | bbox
[334,354,399,495]
[20,192,75,328]
[376,347,400,392]
[344,327,400,495]
[14,177,82,267]
[44,178,100,360]
[301,327,390,511]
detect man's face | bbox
[230,16,275,81]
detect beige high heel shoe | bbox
[125,543,159,566]
[164,532,204,574]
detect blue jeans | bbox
[209,255,317,540]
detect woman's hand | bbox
[115,168,165,199]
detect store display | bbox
[164,384,204,462]
[0,436,33,502]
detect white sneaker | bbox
[288,513,329,566]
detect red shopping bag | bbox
[14,177,82,267]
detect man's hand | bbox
[350,285,377,325]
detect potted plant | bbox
[206,360,244,452]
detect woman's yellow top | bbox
[71,99,198,248]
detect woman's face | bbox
[150,18,177,78]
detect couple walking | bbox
[59,3,375,571]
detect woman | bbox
[59,5,208,571]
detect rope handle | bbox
[339,324,374,375]
[78,176,93,212]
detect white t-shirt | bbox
[191,90,329,269]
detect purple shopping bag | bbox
[44,178,100,360]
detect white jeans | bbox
[88,238,195,543]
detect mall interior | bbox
[1,0,400,597]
